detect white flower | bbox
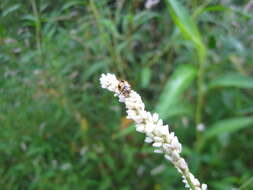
[153,142,163,147]
[100,73,118,92]
[144,136,153,143]
[178,158,187,170]
[201,184,208,190]
[197,123,205,132]
[153,136,163,142]
[152,113,159,123]
[118,95,126,103]
[154,149,163,154]
[100,73,207,190]
[145,123,155,133]
[160,125,169,135]
[145,0,160,9]
[136,124,145,133]
[164,154,172,161]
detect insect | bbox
[118,80,131,97]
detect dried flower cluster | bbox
[100,73,207,190]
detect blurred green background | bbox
[1,0,253,189]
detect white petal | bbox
[163,143,172,150]
[166,132,175,143]
[164,154,172,161]
[144,137,153,143]
[152,113,159,122]
[153,136,163,142]
[201,184,208,190]
[136,124,145,133]
[171,151,180,161]
[157,119,163,126]
[160,125,169,135]
[153,142,162,147]
[147,112,153,122]
[178,158,187,170]
[154,149,163,153]
[118,95,125,102]
[145,123,155,133]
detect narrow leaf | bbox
[165,0,204,49]
[204,116,253,139]
[2,4,21,17]
[134,11,160,26]
[165,103,193,117]
[61,1,83,11]
[209,73,253,89]
[112,125,135,139]
[100,19,121,38]
[141,67,151,88]
[155,64,197,119]
[83,62,107,81]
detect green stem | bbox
[30,0,43,65]
[183,170,197,190]
[195,44,206,140]
[239,176,253,190]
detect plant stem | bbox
[195,44,206,140]
[239,176,253,190]
[30,0,43,65]
[183,170,197,190]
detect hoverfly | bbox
[117,80,131,97]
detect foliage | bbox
[0,0,253,189]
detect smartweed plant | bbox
[100,73,207,190]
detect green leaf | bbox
[83,62,107,82]
[2,4,21,17]
[194,5,229,18]
[204,116,253,140]
[165,103,193,117]
[197,116,253,151]
[165,0,204,50]
[155,64,197,119]
[134,11,160,26]
[61,1,83,11]
[100,19,121,38]
[141,67,151,88]
[22,15,37,22]
[112,125,135,140]
[209,73,253,89]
